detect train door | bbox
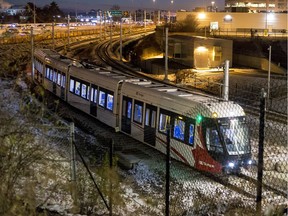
[90,85,97,117]
[121,96,132,134]
[144,104,157,146]
[52,82,57,94]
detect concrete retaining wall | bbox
[233,54,286,74]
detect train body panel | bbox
[33,48,252,174]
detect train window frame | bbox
[133,100,143,125]
[158,109,171,134]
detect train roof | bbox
[36,49,245,118]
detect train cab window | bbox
[189,124,195,145]
[81,84,87,98]
[99,90,106,107]
[127,101,132,119]
[57,73,61,85]
[69,79,75,92]
[75,81,81,95]
[134,101,143,124]
[106,93,114,111]
[159,112,171,134]
[173,117,185,141]
[206,128,223,153]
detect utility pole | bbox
[67,14,70,51]
[223,60,229,101]
[164,27,169,81]
[267,46,271,108]
[31,27,34,81]
[120,18,122,61]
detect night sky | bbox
[8,0,225,12]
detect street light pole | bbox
[267,46,271,107]
[164,27,169,81]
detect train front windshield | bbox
[206,117,250,155]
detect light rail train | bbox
[33,48,252,174]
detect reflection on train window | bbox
[75,81,81,95]
[189,124,195,145]
[145,108,156,128]
[53,71,57,83]
[81,84,87,98]
[57,73,61,85]
[87,86,90,100]
[159,112,170,134]
[99,90,106,107]
[173,118,185,141]
[107,93,114,111]
[61,75,65,88]
[69,79,75,92]
[127,101,132,119]
[45,67,50,78]
[145,109,150,126]
[49,69,53,80]
[206,128,223,153]
[134,101,143,124]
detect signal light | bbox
[196,114,203,123]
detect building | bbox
[168,35,233,69]
[176,12,287,32]
[225,0,287,12]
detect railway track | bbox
[51,31,287,201]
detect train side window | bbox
[189,124,195,145]
[134,101,143,124]
[53,71,57,83]
[127,101,132,118]
[57,73,61,85]
[159,112,171,134]
[99,90,106,107]
[93,89,98,103]
[173,117,185,141]
[90,88,94,102]
[75,81,81,95]
[61,75,66,88]
[69,78,75,92]
[81,84,87,98]
[87,86,90,100]
[45,67,50,78]
[49,69,53,81]
[106,93,113,111]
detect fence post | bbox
[165,125,171,216]
[109,139,114,216]
[70,122,76,181]
[256,88,266,215]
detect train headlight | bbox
[212,112,218,118]
[228,162,235,168]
